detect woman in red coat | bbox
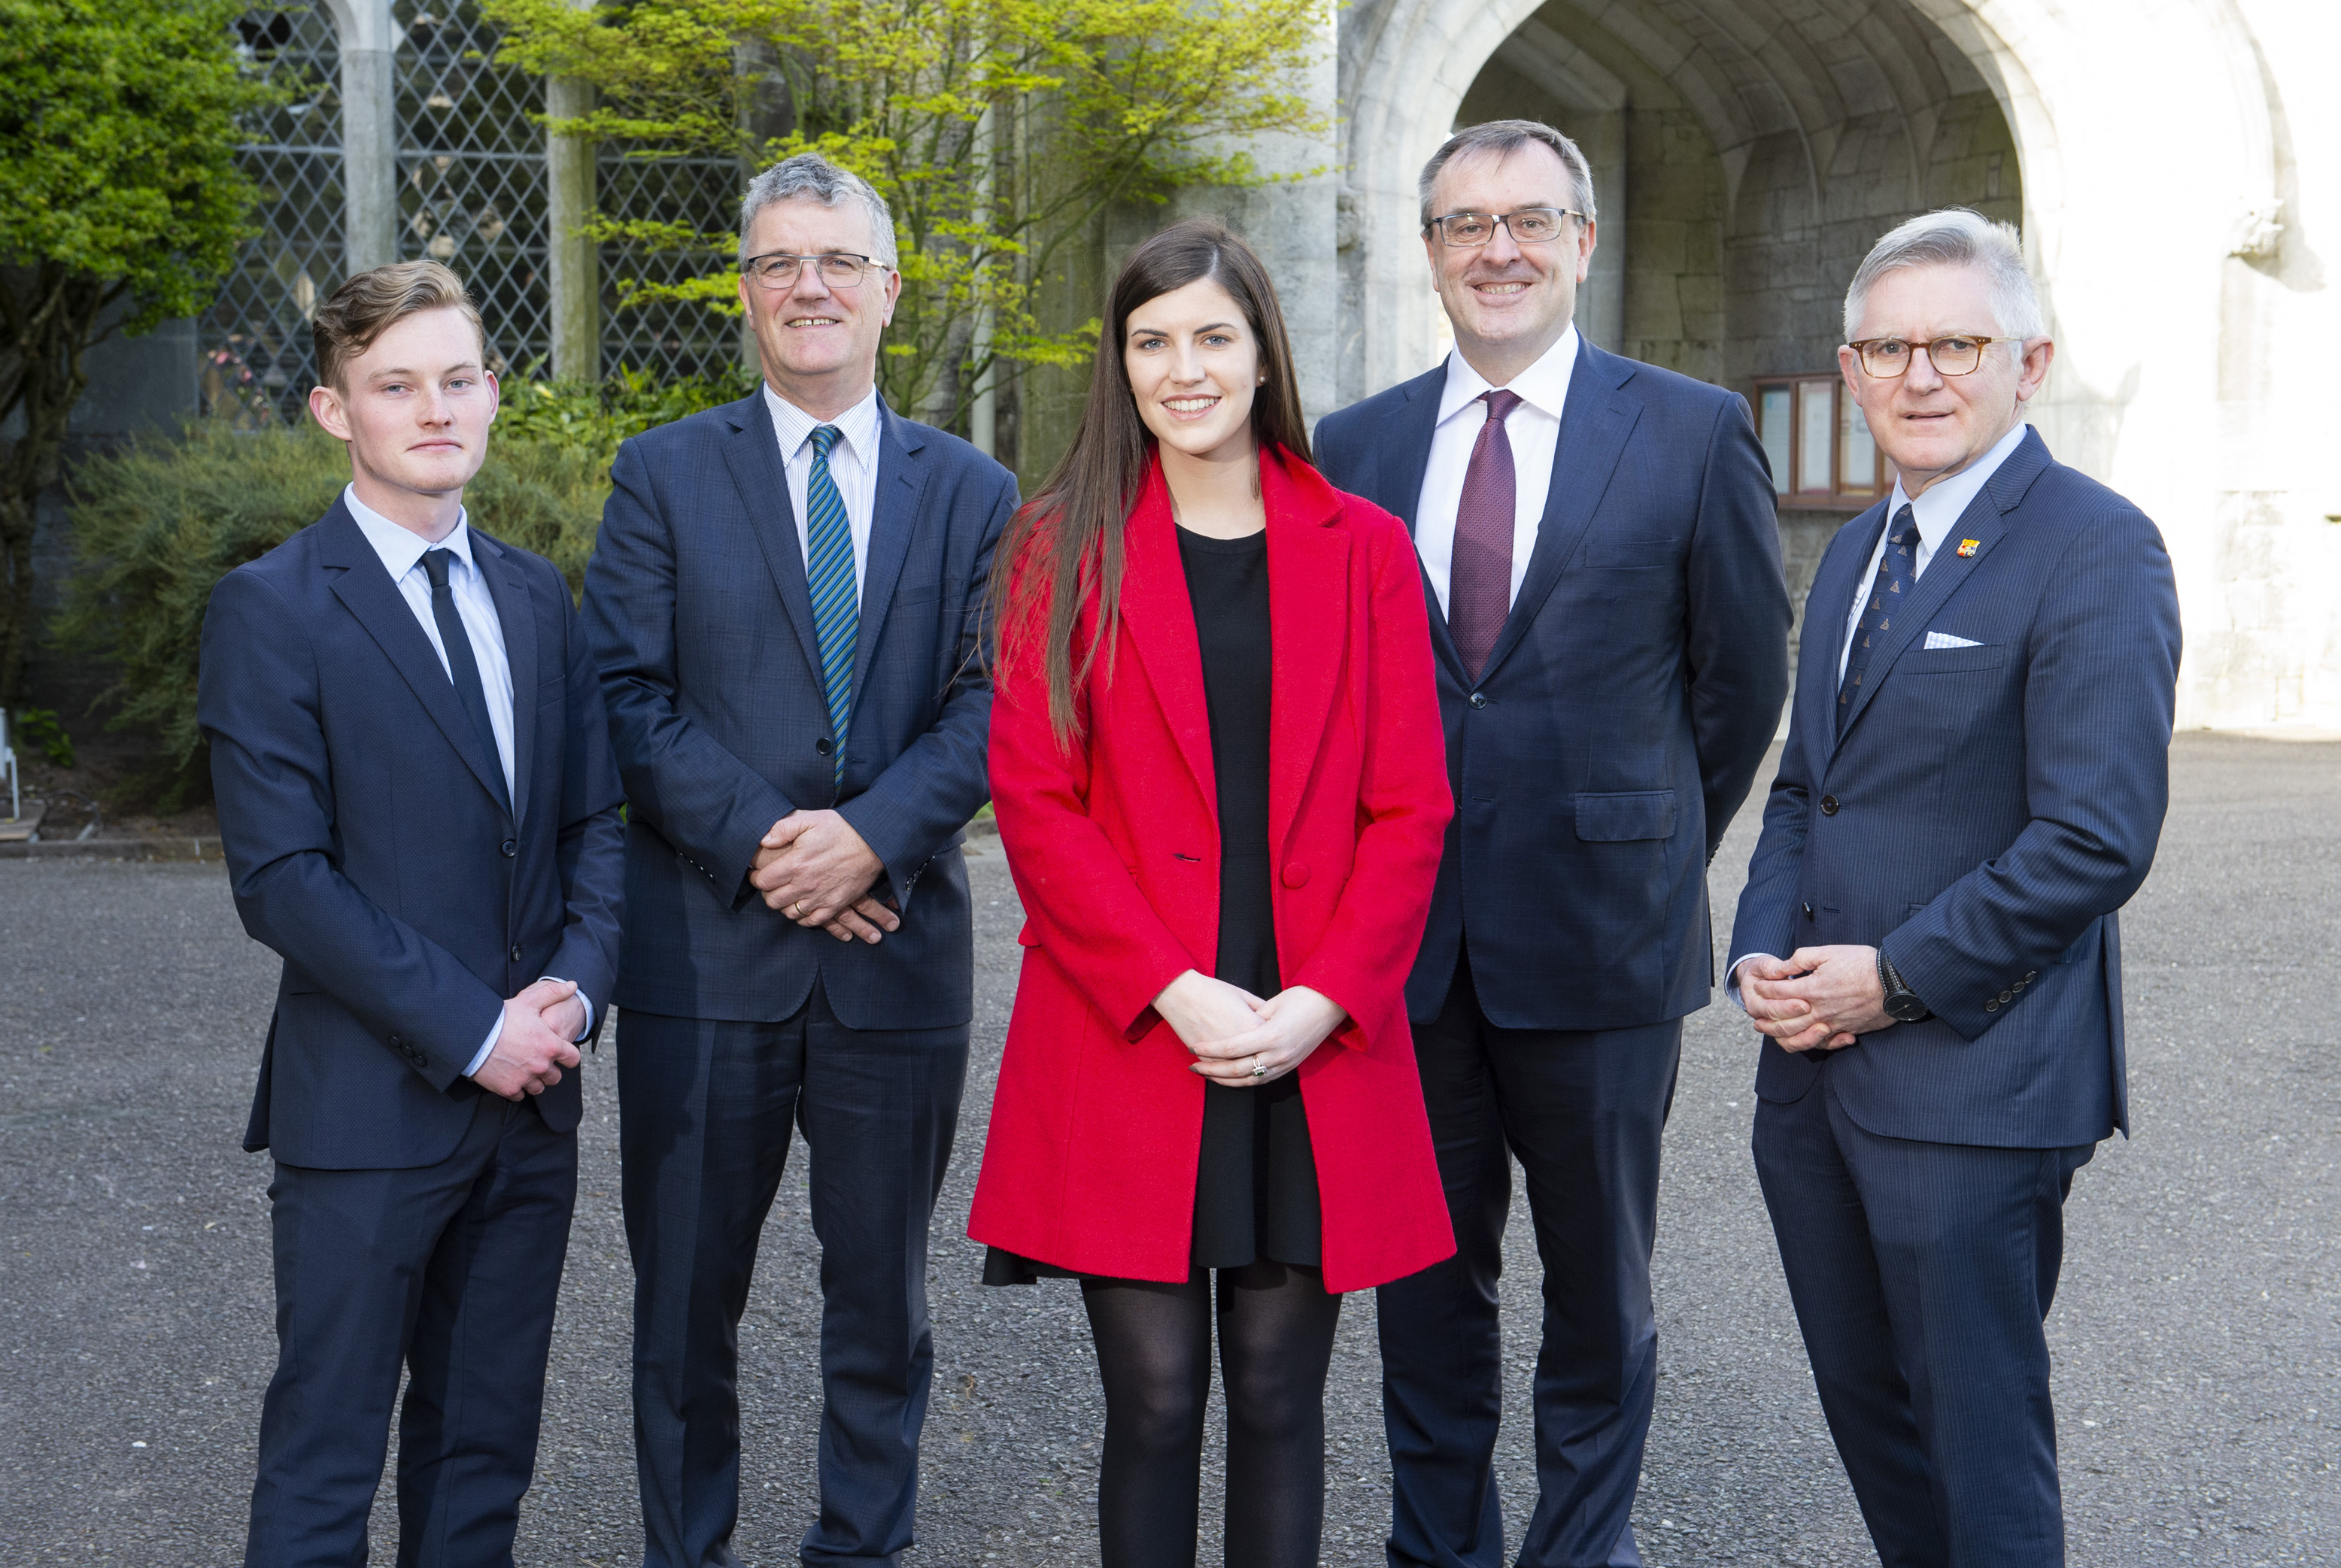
[969,219,1454,1567]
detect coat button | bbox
[501,839,517,857]
[510,945,524,963]
[1984,999,1999,1011]
[1281,862,1310,889]
[1820,795,1839,815]
[815,737,834,756]
[1468,692,1488,709]
[1999,990,2013,1003]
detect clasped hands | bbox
[1153,970,1348,1087]
[475,978,586,1101]
[749,809,899,944]
[1739,944,1894,1053]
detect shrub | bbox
[497,364,758,471]
[59,416,615,808]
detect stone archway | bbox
[1335,0,2322,729]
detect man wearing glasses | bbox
[1314,120,1790,1566]
[1730,209,2179,1564]
[581,152,1014,1567]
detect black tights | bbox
[1079,1260,1343,1568]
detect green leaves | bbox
[481,0,1328,432]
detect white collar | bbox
[1438,322,1580,426]
[1887,419,2033,535]
[764,381,883,463]
[343,483,474,579]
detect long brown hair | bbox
[991,218,1312,747]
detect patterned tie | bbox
[420,547,509,813]
[1449,389,1521,682]
[804,425,858,789]
[1838,505,1922,735]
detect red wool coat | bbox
[967,446,1457,1294]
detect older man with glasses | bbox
[1729,208,2182,1565]
[1315,119,1790,1568]
[581,152,1016,1568]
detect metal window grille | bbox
[597,150,744,381]
[199,8,345,426]
[396,2,548,378]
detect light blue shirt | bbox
[343,485,592,1075]
[764,383,881,602]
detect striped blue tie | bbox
[805,425,857,788]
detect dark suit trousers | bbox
[1753,1065,2093,1568]
[1377,954,1681,1568]
[619,993,969,1568]
[244,1095,577,1568]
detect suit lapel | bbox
[851,400,929,697]
[317,502,512,815]
[1379,366,1465,684]
[1119,458,1219,815]
[1475,337,1641,686]
[1833,430,2048,747]
[717,393,826,685]
[473,530,538,828]
[1804,502,1889,766]
[1263,451,1350,857]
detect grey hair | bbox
[1843,208,2045,344]
[739,153,897,268]
[1419,119,1597,229]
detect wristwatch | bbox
[1877,948,1932,1023]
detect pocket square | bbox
[1924,632,1983,650]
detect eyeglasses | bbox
[1425,208,1584,247]
[742,251,887,289]
[1845,335,2009,378]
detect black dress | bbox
[982,523,1322,1285]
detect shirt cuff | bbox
[542,976,593,1042]
[1723,954,1781,1013]
[464,1009,504,1078]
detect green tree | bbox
[0,0,280,705]
[483,0,1328,432]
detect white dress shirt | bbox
[766,382,882,602]
[343,484,591,1073]
[1726,419,2034,1010]
[1413,323,1580,617]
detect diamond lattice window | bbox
[199,9,345,426]
[598,150,744,381]
[396,2,548,378]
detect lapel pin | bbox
[1957,538,1980,558]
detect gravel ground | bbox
[2,732,2334,1566]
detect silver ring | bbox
[1249,1055,1268,1078]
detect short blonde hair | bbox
[312,260,487,389]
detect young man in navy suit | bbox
[1314,121,1790,1567]
[582,153,1015,1567]
[199,261,626,1564]
[1731,211,2182,1563]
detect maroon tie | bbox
[1450,388,1522,681]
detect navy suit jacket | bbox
[581,392,1014,1028]
[1731,428,2181,1148]
[199,501,627,1170]
[1316,337,1790,1030]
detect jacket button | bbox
[387,1033,403,1048]
[1281,862,1310,889]
[815,736,834,756]
[2024,971,2037,981]
[510,945,524,963]
[500,839,517,857]
[1820,795,1839,816]
[1999,990,2013,1003]
[1984,999,1999,1011]
[1468,692,1488,709]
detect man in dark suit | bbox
[199,260,626,1566]
[1730,210,2180,1565]
[1314,120,1790,1567]
[582,153,1013,1568]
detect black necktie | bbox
[1837,506,1922,736]
[420,547,509,813]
